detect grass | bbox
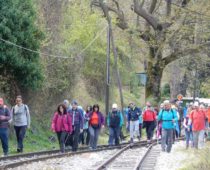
[179,142,210,170]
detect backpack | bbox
[109,111,120,128]
[160,109,175,121]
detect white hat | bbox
[194,102,199,107]
[112,103,118,109]
[163,100,170,105]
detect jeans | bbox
[108,127,120,145]
[144,121,155,140]
[161,129,173,153]
[129,120,140,139]
[14,126,27,151]
[57,131,67,153]
[89,126,100,149]
[69,124,80,151]
[193,130,205,149]
[0,128,9,155]
[185,129,193,147]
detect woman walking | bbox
[87,104,104,150]
[51,104,72,153]
[11,96,30,153]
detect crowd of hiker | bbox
[0,95,210,156]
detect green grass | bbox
[179,142,210,170]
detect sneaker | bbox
[130,138,133,143]
[3,153,8,157]
[17,148,21,153]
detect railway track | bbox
[95,137,184,170]
[0,141,148,170]
[95,142,153,170]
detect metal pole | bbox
[105,25,111,116]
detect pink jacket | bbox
[51,112,72,133]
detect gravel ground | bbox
[8,150,117,170]
[155,141,195,170]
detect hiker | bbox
[11,95,30,153]
[0,98,10,156]
[183,108,193,149]
[142,102,156,142]
[78,106,86,145]
[171,105,180,142]
[127,102,141,143]
[207,104,210,128]
[189,102,206,149]
[158,100,178,153]
[63,99,72,112]
[107,103,123,146]
[68,100,84,151]
[51,104,72,153]
[83,106,92,145]
[87,104,104,150]
[139,113,143,140]
[157,103,164,139]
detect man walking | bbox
[127,102,141,143]
[0,98,11,156]
[107,103,123,146]
[188,102,206,149]
[158,100,178,153]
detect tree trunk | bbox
[145,47,164,103]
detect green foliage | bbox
[161,83,171,98]
[61,0,107,98]
[0,0,44,90]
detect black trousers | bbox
[144,121,155,140]
[69,124,80,151]
[14,126,27,151]
[57,131,67,153]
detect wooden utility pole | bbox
[105,25,111,116]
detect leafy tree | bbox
[92,0,210,101]
[0,0,44,95]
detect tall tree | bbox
[0,0,44,96]
[92,0,210,102]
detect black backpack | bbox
[109,111,120,128]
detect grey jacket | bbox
[11,104,31,127]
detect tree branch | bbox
[133,0,161,30]
[149,0,157,14]
[162,42,210,66]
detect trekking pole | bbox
[65,133,71,145]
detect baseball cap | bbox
[112,103,118,109]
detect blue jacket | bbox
[158,109,178,129]
[128,107,141,121]
[107,110,124,127]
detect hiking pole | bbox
[65,133,71,145]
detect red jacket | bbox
[143,109,156,121]
[51,112,72,133]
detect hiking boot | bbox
[17,148,21,153]
[130,138,133,143]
